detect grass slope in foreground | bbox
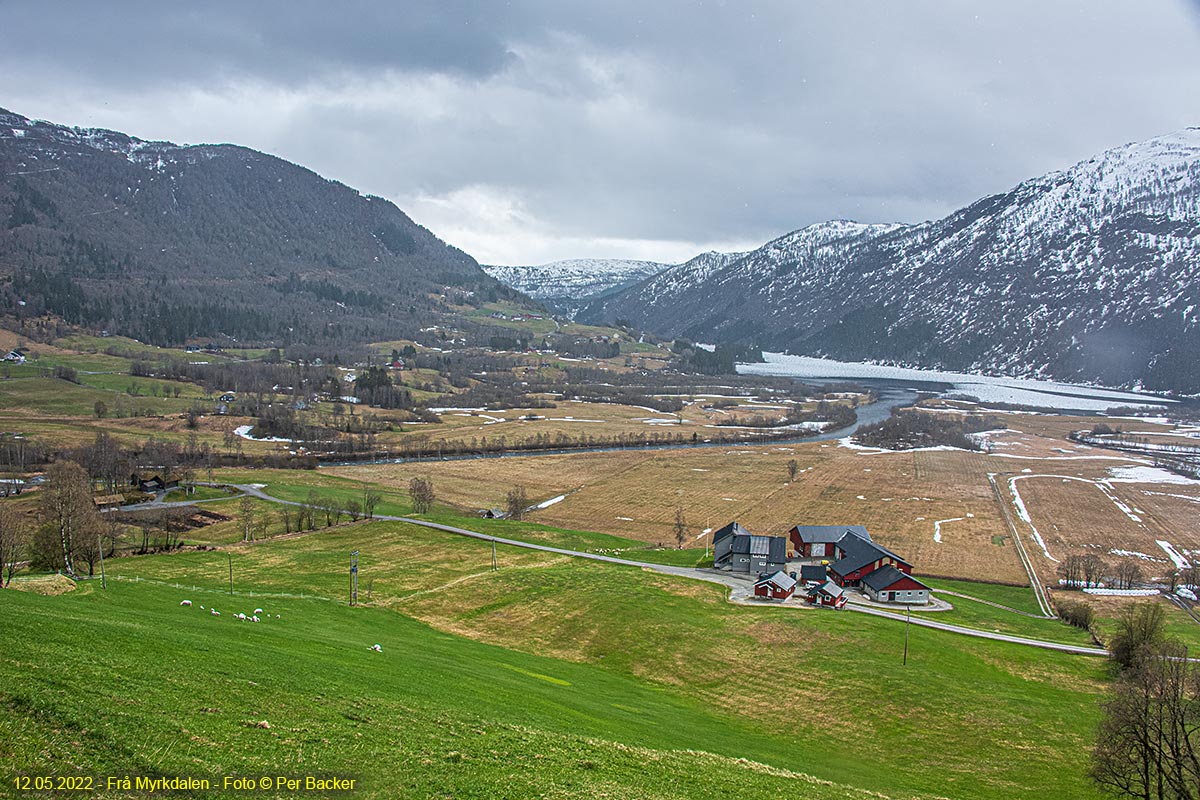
[2,580,878,800]
[10,519,1116,799]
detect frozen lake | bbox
[738,353,1174,412]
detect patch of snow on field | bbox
[1083,588,1160,596]
[933,517,965,544]
[1178,587,1198,601]
[1109,549,1161,561]
[1008,476,1059,562]
[1158,541,1190,569]
[616,516,634,521]
[534,494,567,510]
[1106,466,1200,485]
[1144,491,1200,504]
[691,468,709,472]
[233,425,293,443]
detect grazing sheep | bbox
[251,615,260,623]
[370,644,382,653]
[237,613,246,621]
[180,600,192,606]
[211,609,220,616]
[253,608,263,614]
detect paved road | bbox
[131,483,1109,657]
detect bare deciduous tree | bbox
[1092,637,1200,799]
[363,489,382,519]
[1082,554,1108,589]
[0,505,29,588]
[1114,561,1143,591]
[409,477,435,515]
[673,507,688,549]
[238,495,255,542]
[786,459,799,482]
[505,486,528,520]
[41,460,101,577]
[1058,554,1085,588]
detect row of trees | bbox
[1058,554,1145,590]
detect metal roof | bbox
[749,536,771,556]
[790,525,872,544]
[755,570,797,592]
[712,521,753,544]
[861,565,931,593]
[830,533,910,577]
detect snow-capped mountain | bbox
[483,258,673,301]
[580,129,1200,393]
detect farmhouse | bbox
[712,521,788,574]
[753,570,797,600]
[805,580,847,609]
[860,566,931,605]
[789,524,871,558]
[828,533,912,587]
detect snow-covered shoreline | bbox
[738,353,1173,412]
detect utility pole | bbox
[903,605,911,666]
[350,551,359,606]
[97,535,106,590]
[491,539,497,571]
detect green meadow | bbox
[0,513,1115,799]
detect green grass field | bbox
[3,578,896,800]
[43,517,1115,799]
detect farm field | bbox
[22,518,1113,799]
[337,412,1200,590]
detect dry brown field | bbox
[336,411,1200,588]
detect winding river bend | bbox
[321,381,921,468]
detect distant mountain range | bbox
[577,130,1200,393]
[0,107,516,348]
[483,258,672,301]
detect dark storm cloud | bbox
[2,1,1198,263]
[4,1,517,85]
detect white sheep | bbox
[211,609,220,616]
[370,644,382,653]
[251,615,260,623]
[180,600,192,606]
[237,613,246,621]
[253,608,263,614]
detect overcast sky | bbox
[3,1,1199,265]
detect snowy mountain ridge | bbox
[579,128,1200,393]
[482,258,673,300]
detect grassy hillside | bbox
[26,518,1115,799]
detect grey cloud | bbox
[1,1,1198,262]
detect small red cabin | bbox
[805,580,848,609]
[753,571,797,600]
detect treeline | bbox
[853,409,1005,451]
[670,340,764,375]
[324,423,841,464]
